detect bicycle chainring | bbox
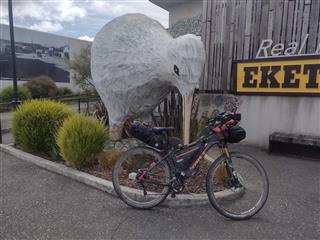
[171,177,185,193]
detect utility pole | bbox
[8,0,20,108]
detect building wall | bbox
[0,24,91,91]
[195,93,320,148]
[238,95,320,148]
[169,0,203,27]
[154,0,320,148]
[169,14,202,38]
[199,0,320,148]
[201,0,320,91]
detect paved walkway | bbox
[1,147,319,239]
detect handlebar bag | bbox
[227,125,246,143]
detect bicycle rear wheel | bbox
[206,152,269,220]
[112,147,171,209]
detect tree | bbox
[68,45,95,93]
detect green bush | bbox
[24,76,58,98]
[197,115,209,137]
[12,100,74,157]
[57,87,73,96]
[57,114,108,168]
[0,85,32,103]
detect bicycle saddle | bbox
[152,126,175,134]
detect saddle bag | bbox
[129,121,168,149]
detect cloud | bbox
[30,21,63,32]
[56,0,86,22]
[0,0,86,23]
[86,0,168,28]
[0,0,168,38]
[78,35,94,42]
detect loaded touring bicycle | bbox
[112,111,269,220]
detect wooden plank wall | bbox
[200,0,320,91]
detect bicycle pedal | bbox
[171,192,176,198]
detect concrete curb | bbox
[0,144,240,207]
[0,144,209,207]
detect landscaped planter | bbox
[0,144,243,207]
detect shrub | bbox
[57,114,108,168]
[67,45,95,93]
[98,149,123,169]
[57,87,73,96]
[24,75,58,98]
[12,100,74,157]
[197,116,208,137]
[0,85,32,103]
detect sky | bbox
[0,0,169,41]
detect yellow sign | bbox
[234,56,320,95]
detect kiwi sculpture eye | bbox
[174,65,180,76]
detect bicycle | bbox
[112,111,269,220]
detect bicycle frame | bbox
[135,141,242,200]
[143,138,229,185]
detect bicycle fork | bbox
[220,147,242,188]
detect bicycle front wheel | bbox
[206,152,269,220]
[112,147,171,209]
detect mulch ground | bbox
[183,162,210,194]
[82,161,211,194]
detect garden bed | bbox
[10,145,212,195]
[10,142,212,194]
[2,143,244,209]
[5,99,233,206]
[1,144,212,207]
[82,159,212,194]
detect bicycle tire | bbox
[206,152,269,220]
[112,146,171,209]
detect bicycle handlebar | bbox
[205,111,241,128]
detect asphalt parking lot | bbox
[1,146,319,240]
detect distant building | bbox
[0,24,91,90]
